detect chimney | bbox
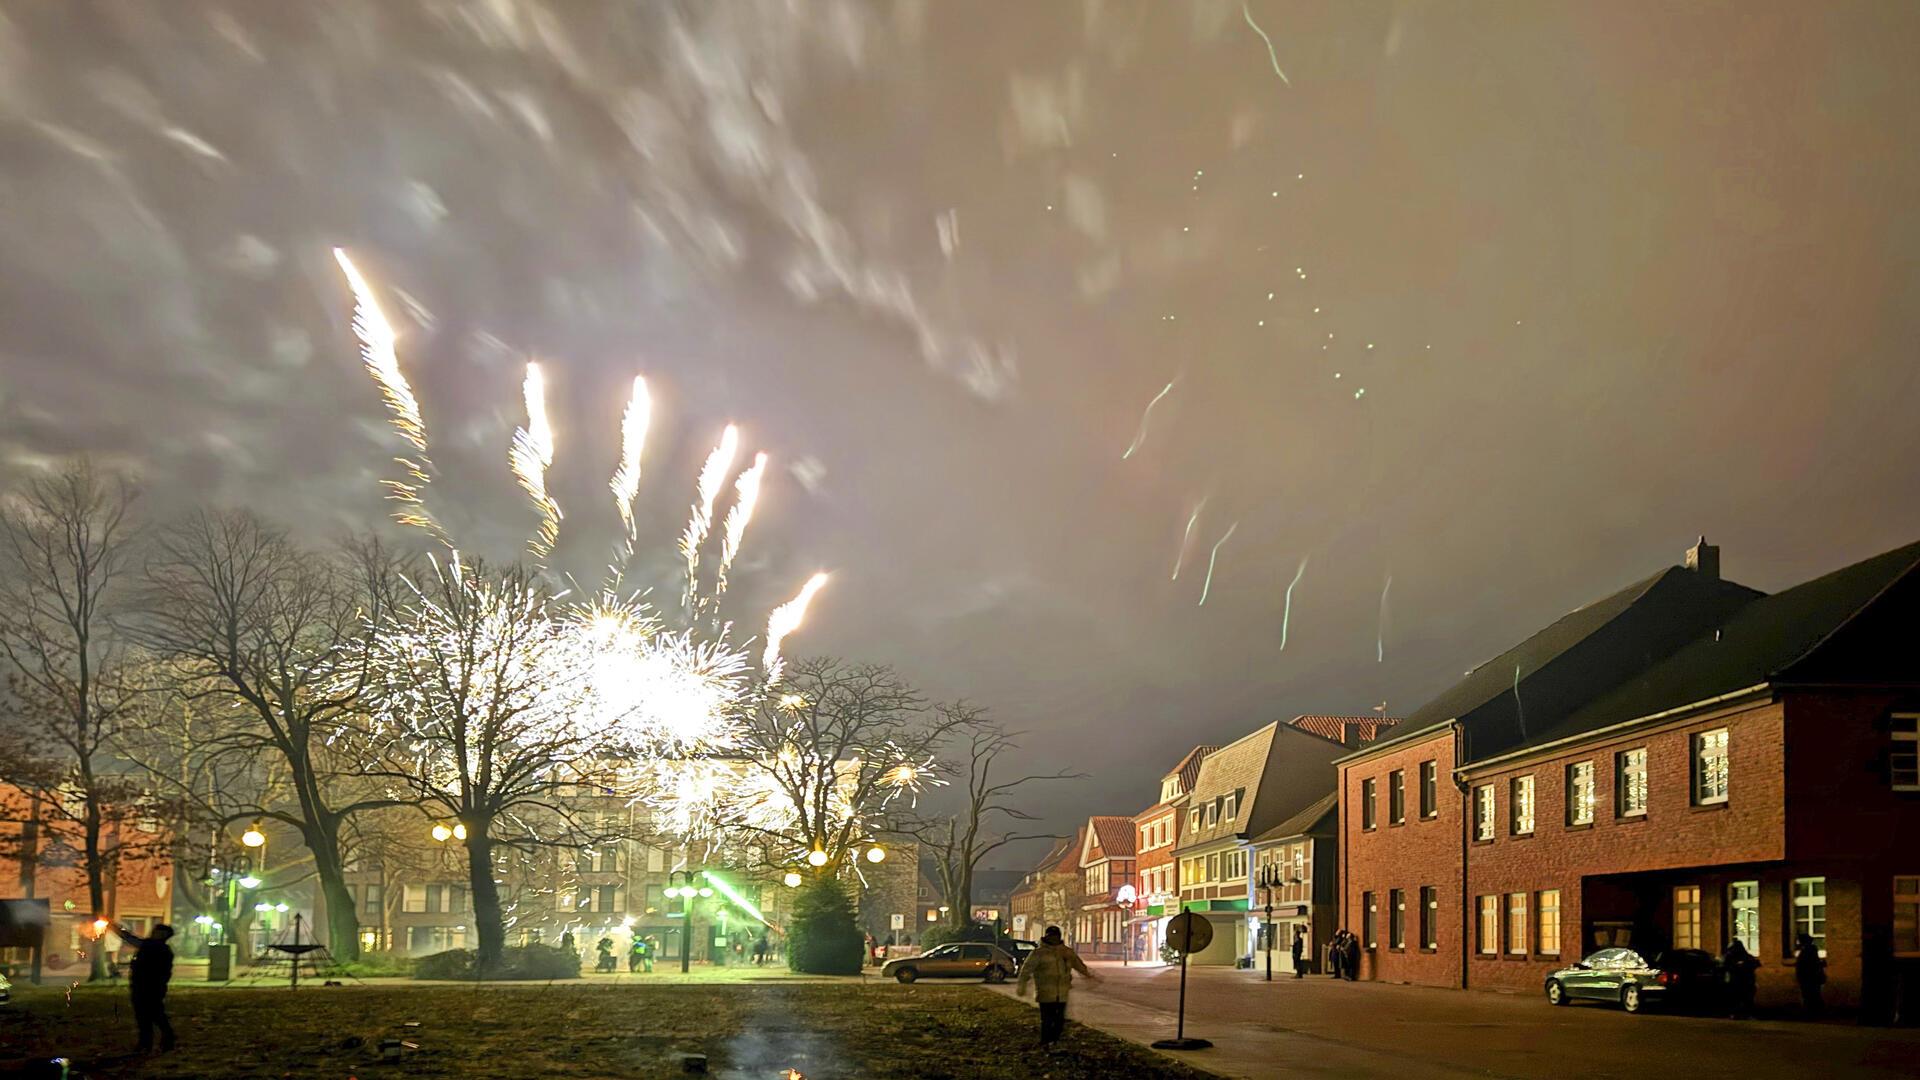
[1684,536,1720,580]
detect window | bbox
[1895,877,1919,958]
[1792,877,1826,957]
[1509,776,1535,835]
[1673,885,1701,949]
[1362,892,1377,948]
[1476,896,1498,955]
[1893,714,1919,790]
[1692,728,1730,804]
[402,885,426,914]
[1388,770,1406,825]
[1223,793,1237,821]
[1537,890,1560,955]
[1729,881,1759,952]
[1616,748,1648,817]
[1206,802,1218,828]
[1566,761,1595,826]
[1473,785,1495,841]
[1506,893,1528,955]
[1361,778,1377,830]
[1419,761,1438,818]
[1206,853,1219,881]
[1389,889,1406,949]
[1190,808,1201,833]
[1420,886,1439,950]
[362,883,383,916]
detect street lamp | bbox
[806,847,828,868]
[1117,884,1137,967]
[431,823,452,842]
[864,844,886,864]
[782,871,803,888]
[241,820,266,848]
[667,870,707,973]
[1256,864,1284,982]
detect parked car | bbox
[882,942,1016,984]
[1544,947,1720,1013]
[1004,939,1038,968]
[0,969,11,1005]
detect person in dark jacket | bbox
[1794,934,1826,1017]
[1721,939,1760,1018]
[116,923,176,1052]
[1290,926,1307,979]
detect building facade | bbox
[1251,793,1338,975]
[1131,745,1214,962]
[1074,816,1138,959]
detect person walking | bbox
[115,923,176,1053]
[628,935,647,972]
[1794,934,1826,1018]
[1291,926,1307,979]
[1721,938,1760,1018]
[1016,926,1097,1049]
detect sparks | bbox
[610,376,651,541]
[1242,3,1292,86]
[682,424,741,611]
[510,362,563,560]
[1121,380,1177,460]
[333,247,445,541]
[1171,500,1206,580]
[715,452,769,601]
[1280,555,1309,650]
[763,572,829,685]
[1197,521,1239,607]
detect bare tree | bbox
[343,555,616,970]
[133,510,413,960]
[899,720,1080,932]
[0,460,154,980]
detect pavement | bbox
[981,961,1920,1079]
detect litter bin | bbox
[207,943,231,982]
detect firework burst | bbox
[510,362,563,561]
[333,248,447,543]
[609,376,651,546]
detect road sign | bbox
[890,913,905,931]
[1164,910,1214,954]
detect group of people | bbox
[1325,928,1362,980]
[1722,933,1828,1020]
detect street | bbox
[984,962,1920,1079]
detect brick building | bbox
[1074,816,1137,959]
[1132,745,1215,961]
[1009,830,1082,942]
[1,783,174,979]
[1341,538,1920,1020]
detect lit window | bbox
[1419,761,1438,818]
[1729,881,1759,953]
[1509,776,1535,835]
[1537,890,1560,955]
[1362,778,1377,830]
[1473,785,1495,841]
[1506,893,1527,955]
[1388,770,1406,825]
[1673,885,1701,949]
[1566,761,1595,826]
[1420,886,1438,950]
[1893,714,1919,790]
[1894,877,1919,958]
[1792,877,1826,957]
[1363,892,1377,948]
[1693,728,1730,804]
[1476,896,1498,955]
[1616,748,1648,816]
[1389,889,1405,949]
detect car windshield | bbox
[926,945,959,957]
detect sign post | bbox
[1151,910,1214,1052]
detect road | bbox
[981,961,1920,1079]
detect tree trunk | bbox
[464,830,505,971]
[83,791,110,981]
[301,818,362,961]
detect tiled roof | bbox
[1177,722,1343,853]
[1048,828,1084,874]
[1288,715,1401,746]
[1083,815,1137,862]
[1164,744,1219,794]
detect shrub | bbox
[920,920,1004,949]
[411,949,474,980]
[787,878,864,975]
[409,944,580,981]
[321,951,414,978]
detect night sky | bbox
[4,2,1919,862]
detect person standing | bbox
[753,935,769,966]
[1721,938,1760,1018]
[1016,926,1097,1048]
[1291,926,1307,979]
[1794,934,1826,1018]
[115,923,176,1053]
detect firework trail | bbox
[1197,521,1238,606]
[1280,555,1309,650]
[609,376,651,545]
[763,572,830,685]
[1242,2,1293,86]
[1513,664,1527,739]
[1377,573,1392,662]
[715,452,769,602]
[681,425,740,612]
[1170,499,1207,581]
[1122,380,1177,460]
[332,248,446,543]
[509,362,563,561]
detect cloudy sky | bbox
[4,1,1918,862]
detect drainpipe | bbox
[1452,721,1469,991]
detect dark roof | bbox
[969,869,1027,904]
[1532,540,1920,745]
[1164,745,1219,794]
[1085,816,1137,861]
[1252,791,1338,844]
[1360,563,1763,761]
[1289,715,1401,746]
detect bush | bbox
[321,951,414,978]
[920,920,1005,949]
[787,878,864,975]
[409,944,580,981]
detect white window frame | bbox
[1693,728,1730,805]
[1473,784,1495,841]
[1476,895,1498,955]
[1673,885,1701,950]
[1223,794,1237,821]
[1537,889,1560,956]
[1566,761,1595,826]
[1617,747,1649,817]
[1729,881,1760,953]
[1505,892,1528,955]
[1420,885,1439,950]
[1420,760,1439,819]
[1893,713,1919,791]
[1510,775,1535,836]
[1361,778,1377,830]
[1792,877,1827,958]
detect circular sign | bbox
[1164,911,1214,954]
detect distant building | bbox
[1009,830,1082,941]
[0,783,172,978]
[1250,792,1338,975]
[1132,745,1216,960]
[1074,816,1138,959]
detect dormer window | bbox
[1222,793,1237,821]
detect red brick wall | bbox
[1462,700,1787,993]
[1340,728,1463,988]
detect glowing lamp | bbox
[193,915,214,926]
[275,903,289,913]
[240,821,266,848]
[865,845,886,864]
[806,848,828,868]
[238,875,262,890]
[452,823,468,841]
[431,823,452,842]
[698,887,713,898]
[782,872,802,888]
[92,918,109,935]
[255,903,272,912]
[927,910,938,922]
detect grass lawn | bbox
[0,980,1215,1079]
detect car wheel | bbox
[985,965,1008,984]
[1621,984,1642,1013]
[1545,980,1567,1006]
[895,968,918,984]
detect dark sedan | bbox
[1545,947,1720,1013]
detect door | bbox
[958,944,993,976]
[919,945,962,975]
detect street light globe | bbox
[806,848,828,868]
[698,887,714,898]
[431,823,453,842]
[865,845,886,864]
[254,903,271,913]
[240,821,266,848]
[782,872,803,888]
[275,903,289,913]
[452,822,469,841]
[238,875,262,890]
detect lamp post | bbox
[1117,884,1137,967]
[667,870,711,973]
[1256,864,1283,982]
